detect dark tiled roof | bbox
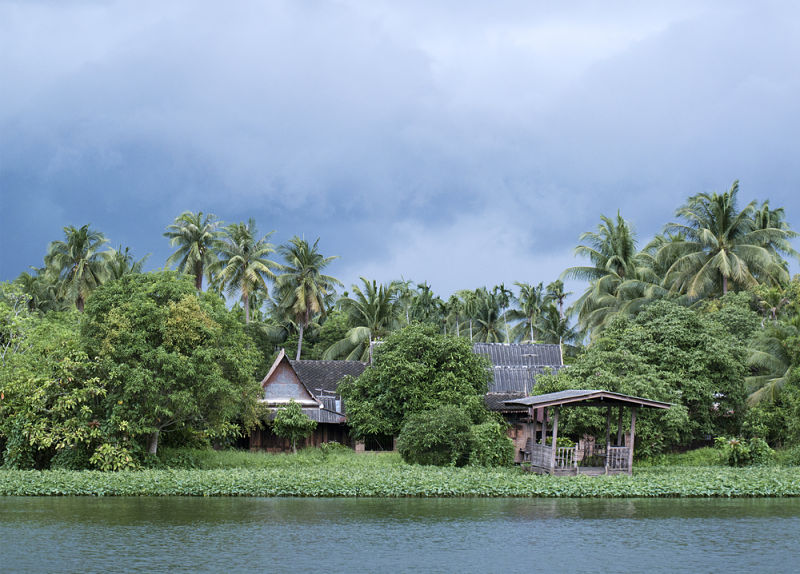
[289,360,367,395]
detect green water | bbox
[1,497,799,573]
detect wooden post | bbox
[541,408,547,446]
[617,406,624,446]
[605,407,611,474]
[550,406,559,473]
[628,407,637,474]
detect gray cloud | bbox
[2,0,798,301]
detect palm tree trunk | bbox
[469,320,473,342]
[722,274,728,295]
[76,295,85,313]
[296,322,304,360]
[194,261,204,291]
[530,317,534,343]
[243,292,250,323]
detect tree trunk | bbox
[722,274,728,295]
[195,261,204,291]
[76,295,85,313]
[530,318,534,343]
[291,439,297,454]
[296,322,304,360]
[244,292,250,323]
[469,320,473,342]
[148,430,160,455]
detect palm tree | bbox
[323,278,399,362]
[44,224,110,312]
[15,267,67,313]
[539,303,581,357]
[213,219,280,323]
[745,319,798,405]
[457,289,480,342]
[562,213,641,335]
[446,294,464,337]
[508,282,546,343]
[275,237,342,359]
[471,287,506,342]
[493,283,513,343]
[545,280,571,320]
[164,211,221,291]
[105,246,149,281]
[410,281,443,324]
[659,181,791,298]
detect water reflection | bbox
[2,497,799,573]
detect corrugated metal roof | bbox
[289,360,367,395]
[503,389,672,409]
[473,343,564,405]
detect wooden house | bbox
[473,343,565,460]
[249,349,366,452]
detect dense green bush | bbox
[397,405,472,466]
[3,463,800,498]
[717,437,775,467]
[468,421,514,467]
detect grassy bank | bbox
[2,450,800,497]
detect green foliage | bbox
[536,300,747,454]
[716,437,775,467]
[639,447,725,467]
[271,399,317,453]
[89,443,138,471]
[82,270,262,455]
[468,421,514,467]
[702,291,761,343]
[5,462,800,497]
[339,323,492,439]
[397,406,472,467]
[0,312,107,469]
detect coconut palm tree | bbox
[323,278,399,362]
[15,267,68,313]
[164,211,221,291]
[457,289,480,342]
[545,280,571,320]
[562,213,641,335]
[508,282,546,343]
[275,237,342,359]
[105,246,149,281]
[44,224,110,312]
[745,319,798,405]
[659,181,792,298]
[471,287,506,343]
[213,219,280,323]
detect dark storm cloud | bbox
[1,0,798,297]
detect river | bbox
[1,497,799,573]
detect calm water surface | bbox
[2,497,799,573]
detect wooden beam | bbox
[617,406,624,446]
[628,407,637,473]
[605,407,611,474]
[550,406,559,473]
[541,408,547,446]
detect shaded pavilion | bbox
[504,390,671,475]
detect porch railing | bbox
[606,446,630,471]
[529,443,579,470]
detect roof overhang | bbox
[503,389,671,410]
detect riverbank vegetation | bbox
[2,449,800,497]
[2,181,800,469]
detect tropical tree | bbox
[471,287,506,343]
[457,289,480,342]
[44,224,110,312]
[508,281,545,342]
[493,283,513,343]
[105,246,149,281]
[446,294,465,337]
[562,213,641,336]
[545,280,571,320]
[163,211,221,291]
[323,278,398,362]
[659,181,793,298]
[14,267,67,313]
[272,399,317,454]
[275,237,342,360]
[745,320,798,406]
[213,219,280,323]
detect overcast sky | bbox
[2,0,799,301]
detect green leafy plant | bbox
[397,405,472,467]
[271,400,317,454]
[89,443,138,471]
[469,421,514,467]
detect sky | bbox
[2,0,799,301]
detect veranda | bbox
[505,390,671,476]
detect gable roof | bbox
[503,389,671,410]
[474,343,564,411]
[288,359,367,395]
